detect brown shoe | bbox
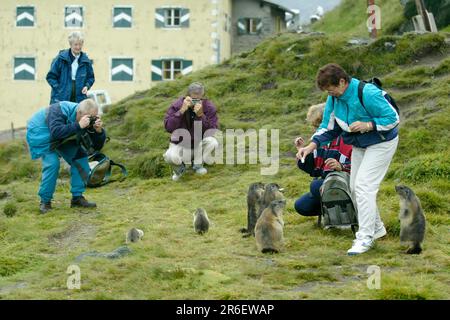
[39,202,52,214]
[71,196,97,208]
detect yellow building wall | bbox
[0,0,232,130]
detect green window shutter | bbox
[65,6,83,28]
[155,8,165,28]
[237,18,247,35]
[180,8,190,28]
[151,60,163,81]
[14,57,35,80]
[113,7,132,28]
[255,18,263,34]
[16,6,35,27]
[181,60,193,75]
[111,58,133,81]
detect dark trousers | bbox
[294,179,324,216]
[70,80,76,102]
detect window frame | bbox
[13,56,36,81]
[112,5,133,28]
[110,57,134,82]
[162,59,183,81]
[16,5,36,28]
[64,5,84,29]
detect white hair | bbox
[187,82,205,96]
[68,31,84,45]
[78,99,98,115]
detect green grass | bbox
[311,0,405,37]
[0,26,449,299]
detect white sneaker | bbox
[172,163,186,181]
[374,225,387,240]
[193,165,207,175]
[347,238,374,255]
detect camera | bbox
[191,98,202,106]
[88,115,99,128]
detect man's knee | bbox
[202,136,219,149]
[164,146,183,165]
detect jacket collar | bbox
[59,49,88,63]
[337,78,358,102]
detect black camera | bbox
[191,99,202,106]
[88,115,99,128]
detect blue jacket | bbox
[312,78,399,148]
[46,49,95,104]
[26,101,106,160]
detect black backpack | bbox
[358,77,400,116]
[318,171,358,235]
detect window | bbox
[163,60,182,80]
[65,6,83,28]
[111,58,133,81]
[237,18,262,35]
[16,6,35,27]
[155,8,190,28]
[14,57,35,80]
[151,59,192,81]
[113,7,132,28]
[166,8,180,27]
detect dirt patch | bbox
[48,222,96,251]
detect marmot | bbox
[395,185,426,254]
[240,182,265,236]
[255,199,286,253]
[193,208,210,234]
[126,228,144,243]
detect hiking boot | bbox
[39,201,52,214]
[71,196,97,208]
[192,164,207,175]
[347,237,374,255]
[374,225,387,240]
[172,163,186,181]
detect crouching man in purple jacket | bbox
[163,82,219,181]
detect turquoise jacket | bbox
[312,78,399,148]
[26,102,80,159]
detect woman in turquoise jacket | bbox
[297,63,399,255]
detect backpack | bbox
[358,77,400,116]
[318,171,358,235]
[86,152,127,187]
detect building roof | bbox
[261,0,296,15]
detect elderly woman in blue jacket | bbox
[297,63,399,255]
[46,31,95,104]
[26,99,106,214]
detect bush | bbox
[131,153,171,179]
[3,201,18,217]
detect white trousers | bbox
[350,136,399,240]
[163,136,219,166]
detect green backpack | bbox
[318,171,358,234]
[86,153,127,188]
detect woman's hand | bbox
[349,121,373,133]
[294,136,304,149]
[296,143,317,163]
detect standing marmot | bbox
[241,182,265,236]
[193,208,210,234]
[255,199,286,253]
[395,185,426,254]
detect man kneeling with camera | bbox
[26,99,106,214]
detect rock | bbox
[384,42,396,52]
[75,246,132,262]
[347,39,370,46]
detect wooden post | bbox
[11,122,15,140]
[415,0,431,31]
[368,0,377,39]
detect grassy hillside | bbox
[311,0,406,37]
[0,30,449,299]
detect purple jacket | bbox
[164,97,219,146]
